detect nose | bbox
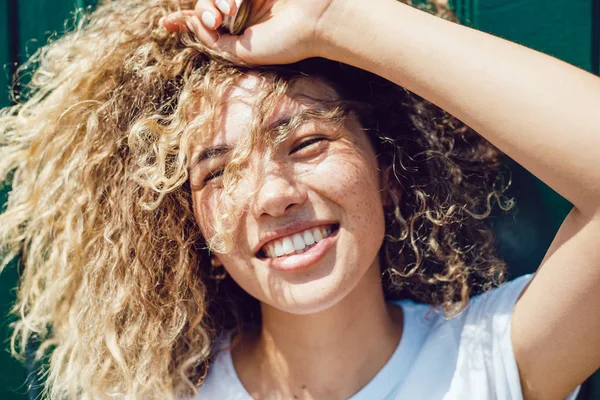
[252,168,308,218]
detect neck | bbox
[232,263,403,399]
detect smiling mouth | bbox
[257,223,340,259]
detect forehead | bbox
[196,72,340,148]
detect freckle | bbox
[302,385,307,390]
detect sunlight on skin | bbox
[188,74,403,398]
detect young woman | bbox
[1,0,598,398]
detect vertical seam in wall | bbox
[453,0,471,27]
[7,0,18,104]
[470,0,479,29]
[460,0,475,28]
[450,0,461,25]
[592,0,600,75]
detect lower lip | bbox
[260,227,339,272]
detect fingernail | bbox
[216,0,231,15]
[201,11,217,29]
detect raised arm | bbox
[162,0,600,397]
[324,0,600,219]
[317,2,600,398]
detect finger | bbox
[159,11,197,32]
[214,0,237,17]
[194,1,224,30]
[159,10,220,47]
[185,14,220,47]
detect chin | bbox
[262,271,361,315]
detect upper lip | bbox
[253,220,338,256]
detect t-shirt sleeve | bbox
[465,273,581,400]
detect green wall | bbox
[0,2,99,398]
[0,0,598,398]
[452,0,597,278]
[0,0,12,109]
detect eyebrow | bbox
[266,115,294,133]
[187,114,317,171]
[188,144,232,171]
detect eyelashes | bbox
[290,137,327,155]
[198,136,329,188]
[203,167,225,184]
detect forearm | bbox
[320,0,600,215]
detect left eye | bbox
[290,138,326,155]
[203,167,224,184]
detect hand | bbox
[159,0,336,65]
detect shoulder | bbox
[466,274,534,323]
[386,275,538,399]
[392,273,534,334]
[438,274,536,357]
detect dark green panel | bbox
[0,261,28,400]
[1,1,28,397]
[16,0,80,65]
[0,0,11,107]
[478,0,593,72]
[4,3,87,399]
[593,0,600,74]
[461,0,592,277]
[451,0,480,27]
[447,2,591,278]
[81,0,99,9]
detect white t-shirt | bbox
[195,274,581,399]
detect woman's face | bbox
[189,74,386,315]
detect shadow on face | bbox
[188,71,387,315]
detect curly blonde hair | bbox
[0,0,513,398]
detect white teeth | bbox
[261,225,336,259]
[313,228,323,242]
[267,243,276,258]
[274,241,284,257]
[282,237,295,255]
[303,230,315,246]
[292,234,306,251]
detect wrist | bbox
[312,0,393,67]
[312,0,354,62]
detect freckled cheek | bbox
[310,153,385,250]
[311,154,382,207]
